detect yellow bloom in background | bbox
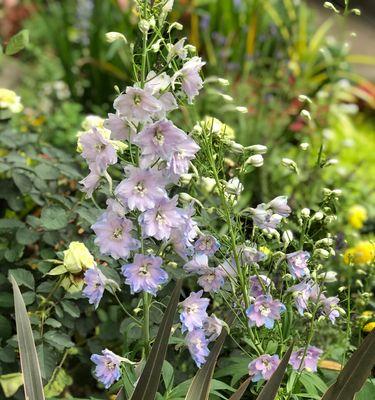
[0,88,23,113]
[343,241,375,265]
[63,241,95,274]
[199,116,235,140]
[348,205,367,229]
[363,322,375,333]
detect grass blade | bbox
[10,274,45,400]
[185,315,234,400]
[256,343,294,400]
[228,377,251,400]
[321,331,375,400]
[130,280,182,400]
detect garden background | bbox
[0,1,374,399]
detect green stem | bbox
[143,292,151,357]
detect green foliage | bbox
[5,30,29,56]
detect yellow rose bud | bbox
[63,242,95,273]
[363,322,375,333]
[348,205,367,230]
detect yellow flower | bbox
[0,88,23,113]
[344,241,375,265]
[363,322,375,333]
[63,242,95,273]
[259,246,271,259]
[199,116,235,140]
[348,205,367,229]
[362,311,374,318]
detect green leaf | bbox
[355,379,375,400]
[8,269,35,290]
[10,275,45,400]
[0,219,24,230]
[37,343,57,381]
[44,368,73,397]
[62,300,80,318]
[12,171,33,194]
[44,331,74,349]
[322,331,375,400]
[5,30,29,55]
[0,373,23,398]
[0,315,12,341]
[162,361,174,391]
[34,164,60,180]
[16,227,39,245]
[5,244,24,262]
[185,315,234,400]
[130,280,182,400]
[40,206,69,230]
[256,344,294,400]
[228,377,251,400]
[47,265,68,275]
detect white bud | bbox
[228,141,245,154]
[245,154,264,167]
[300,109,312,120]
[282,158,299,174]
[218,78,230,86]
[138,20,150,34]
[304,312,313,319]
[312,211,324,221]
[220,94,234,102]
[338,286,347,292]
[332,189,342,196]
[105,32,127,43]
[246,144,268,154]
[149,16,156,28]
[179,173,193,185]
[301,208,310,218]
[314,248,330,258]
[225,177,244,196]
[300,142,309,150]
[319,271,337,282]
[325,215,337,224]
[162,0,174,13]
[316,238,334,246]
[352,8,361,16]
[168,22,183,33]
[298,94,312,103]
[282,230,294,245]
[200,177,216,193]
[151,39,162,52]
[325,158,339,166]
[235,106,248,114]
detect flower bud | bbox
[162,0,174,13]
[316,238,334,246]
[245,154,264,167]
[312,211,324,221]
[225,177,244,196]
[63,242,95,273]
[323,2,340,13]
[301,208,310,218]
[300,142,309,150]
[179,173,193,185]
[281,158,299,174]
[304,312,313,319]
[105,32,127,43]
[298,95,312,103]
[228,140,244,154]
[200,177,216,193]
[324,158,338,167]
[300,109,311,120]
[319,271,337,282]
[282,230,294,245]
[352,8,361,15]
[314,248,330,258]
[325,215,337,224]
[167,22,183,33]
[138,19,150,34]
[246,144,268,154]
[235,106,248,114]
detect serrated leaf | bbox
[37,343,57,380]
[62,300,80,318]
[185,315,234,400]
[44,331,74,349]
[40,206,69,230]
[10,275,45,400]
[44,368,72,397]
[34,164,60,180]
[8,269,35,290]
[5,30,29,55]
[321,331,375,400]
[16,227,39,245]
[256,344,294,400]
[130,280,182,400]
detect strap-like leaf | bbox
[130,280,182,400]
[321,331,375,400]
[228,377,251,400]
[185,315,234,400]
[256,343,294,400]
[10,275,45,400]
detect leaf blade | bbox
[130,280,182,400]
[256,343,294,400]
[228,377,252,400]
[321,331,375,400]
[10,275,45,400]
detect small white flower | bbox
[300,142,309,150]
[282,230,294,245]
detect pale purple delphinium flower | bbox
[104,113,136,142]
[166,135,200,179]
[186,329,210,368]
[218,257,237,278]
[203,314,223,342]
[83,267,106,309]
[194,234,220,256]
[80,166,101,198]
[289,346,323,372]
[167,37,188,62]
[115,166,166,212]
[174,56,206,103]
[91,349,123,388]
[248,354,280,382]
[134,119,187,164]
[180,290,209,332]
[246,295,286,329]
[113,86,162,124]
[184,254,209,274]
[80,128,117,171]
[140,196,184,241]
[106,198,127,217]
[322,296,340,324]
[239,244,266,264]
[249,204,283,232]
[288,281,313,315]
[197,267,225,293]
[267,196,291,217]
[287,250,310,279]
[121,254,168,295]
[248,275,272,298]
[92,212,140,259]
